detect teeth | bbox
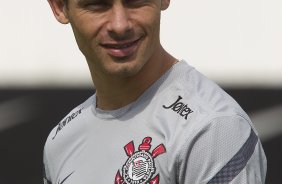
[103,41,136,49]
[110,43,131,49]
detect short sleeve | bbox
[177,115,267,184]
[43,145,53,184]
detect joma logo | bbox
[163,96,193,120]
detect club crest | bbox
[115,137,166,184]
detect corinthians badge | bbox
[115,137,166,184]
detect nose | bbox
[107,4,133,40]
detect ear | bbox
[48,0,69,24]
[161,0,170,10]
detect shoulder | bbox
[167,61,260,141]
[44,93,94,150]
[161,61,249,126]
[175,114,266,183]
[161,61,266,171]
[43,94,95,181]
[167,61,266,182]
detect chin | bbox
[104,59,145,78]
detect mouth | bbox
[100,37,143,58]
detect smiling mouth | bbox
[100,37,143,58]
[101,38,141,49]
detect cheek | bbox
[70,25,91,56]
[143,14,161,47]
[130,6,161,30]
[139,10,161,37]
[70,18,101,56]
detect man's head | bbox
[48,0,170,78]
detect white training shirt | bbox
[43,60,267,184]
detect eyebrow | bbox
[76,0,97,5]
[77,0,108,4]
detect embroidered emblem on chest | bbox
[115,137,166,184]
[163,95,193,120]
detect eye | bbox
[124,0,148,7]
[80,0,111,11]
[87,3,109,9]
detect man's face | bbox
[62,0,169,78]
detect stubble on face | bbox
[66,0,163,80]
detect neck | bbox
[90,48,177,110]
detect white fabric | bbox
[43,60,267,184]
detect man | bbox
[43,0,267,183]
